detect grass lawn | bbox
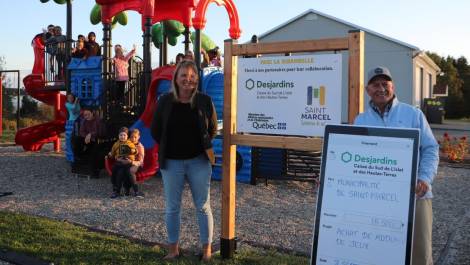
[0,211,308,265]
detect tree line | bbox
[427,52,470,119]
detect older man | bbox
[354,66,439,265]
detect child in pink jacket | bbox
[113,44,136,102]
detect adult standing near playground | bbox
[112,44,136,102]
[354,66,439,265]
[150,60,217,261]
[72,108,105,177]
[45,26,66,79]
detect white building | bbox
[255,9,440,122]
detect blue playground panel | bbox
[211,138,252,183]
[64,120,75,162]
[202,69,253,183]
[202,69,224,119]
[68,56,103,107]
[156,79,171,99]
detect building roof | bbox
[257,9,420,51]
[416,52,441,72]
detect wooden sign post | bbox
[220,30,364,258]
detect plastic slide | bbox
[105,65,176,182]
[15,35,67,151]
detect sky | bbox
[1,0,469,73]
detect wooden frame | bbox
[220,31,364,258]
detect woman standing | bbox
[151,60,217,261]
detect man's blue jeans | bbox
[160,154,213,245]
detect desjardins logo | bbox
[341,151,352,163]
[245,79,294,90]
[245,79,255,90]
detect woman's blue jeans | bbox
[160,154,213,245]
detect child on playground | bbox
[112,44,136,102]
[108,127,137,198]
[124,129,145,197]
[65,93,80,121]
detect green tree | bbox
[0,56,15,119]
[454,56,470,117]
[19,95,39,117]
[427,52,465,118]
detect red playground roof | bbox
[95,0,241,39]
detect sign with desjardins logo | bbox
[236,54,342,136]
[311,125,420,265]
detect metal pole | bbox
[194,29,202,91]
[159,44,163,67]
[143,17,152,93]
[162,34,168,66]
[65,0,72,91]
[102,23,112,120]
[183,26,191,53]
[16,71,20,130]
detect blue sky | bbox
[1,0,469,72]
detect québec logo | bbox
[252,121,287,130]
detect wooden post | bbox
[348,30,365,123]
[221,38,238,259]
[219,34,364,259]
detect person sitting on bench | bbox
[72,108,104,177]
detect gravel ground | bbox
[0,144,469,264]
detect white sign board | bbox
[237,54,342,136]
[311,125,419,265]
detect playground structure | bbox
[15,36,66,152]
[7,0,370,260]
[14,0,241,183]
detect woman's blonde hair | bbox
[170,60,199,107]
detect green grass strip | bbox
[0,211,308,265]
